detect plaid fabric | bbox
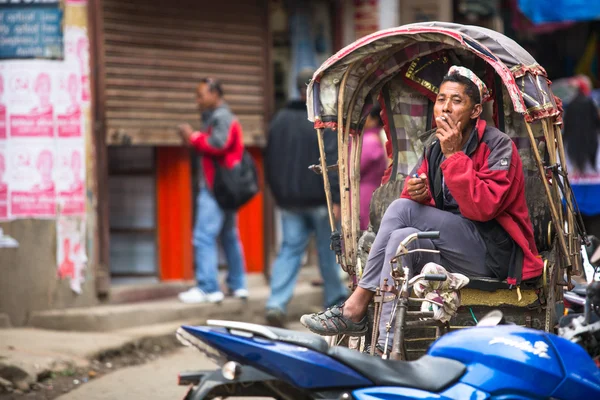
[386,79,429,176]
[500,86,548,173]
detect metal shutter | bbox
[101,0,269,146]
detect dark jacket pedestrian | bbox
[263,69,347,328]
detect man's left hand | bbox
[177,123,194,144]
[435,113,462,157]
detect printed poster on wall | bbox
[0,27,88,221]
[0,143,7,219]
[57,216,87,294]
[7,140,56,217]
[0,71,5,138]
[55,139,85,215]
[63,26,89,105]
[7,65,55,138]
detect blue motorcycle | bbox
[175,283,600,399]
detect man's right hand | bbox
[406,173,429,202]
[177,123,194,144]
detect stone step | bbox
[28,282,323,332]
[107,281,195,305]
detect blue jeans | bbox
[266,206,348,313]
[193,187,247,293]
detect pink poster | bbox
[0,149,7,219]
[8,144,56,217]
[57,217,87,294]
[9,72,55,138]
[0,74,6,139]
[57,73,82,137]
[56,143,85,215]
[78,37,91,104]
[65,28,90,104]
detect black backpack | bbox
[212,150,259,210]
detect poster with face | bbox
[57,216,87,294]
[55,139,85,215]
[0,72,6,139]
[56,71,82,138]
[65,27,90,104]
[0,145,7,220]
[6,65,55,138]
[7,142,56,217]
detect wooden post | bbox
[553,123,582,275]
[525,122,571,267]
[89,0,111,296]
[339,57,390,270]
[540,119,575,274]
[540,120,564,223]
[316,128,337,232]
[261,0,275,279]
[350,133,363,252]
[337,66,356,274]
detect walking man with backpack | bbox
[177,78,249,304]
[264,69,348,327]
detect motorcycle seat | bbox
[267,327,330,354]
[327,346,466,392]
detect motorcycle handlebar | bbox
[423,274,447,282]
[417,231,440,240]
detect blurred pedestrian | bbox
[177,78,248,303]
[264,68,348,327]
[355,105,388,230]
[563,87,600,239]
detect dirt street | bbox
[57,347,214,400]
[57,322,307,400]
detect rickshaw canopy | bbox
[307,22,560,132]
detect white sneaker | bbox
[232,288,249,300]
[178,288,224,304]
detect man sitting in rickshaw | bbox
[301,66,544,349]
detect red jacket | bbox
[399,120,543,285]
[189,104,244,189]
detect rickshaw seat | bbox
[459,275,542,308]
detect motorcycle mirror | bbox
[585,235,600,258]
[476,310,506,327]
[587,282,600,310]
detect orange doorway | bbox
[156,146,265,280]
[238,147,265,273]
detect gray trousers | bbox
[357,199,491,348]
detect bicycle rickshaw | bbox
[305,22,586,360]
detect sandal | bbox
[300,305,368,336]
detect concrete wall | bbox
[0,220,98,326]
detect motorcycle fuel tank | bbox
[427,325,600,398]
